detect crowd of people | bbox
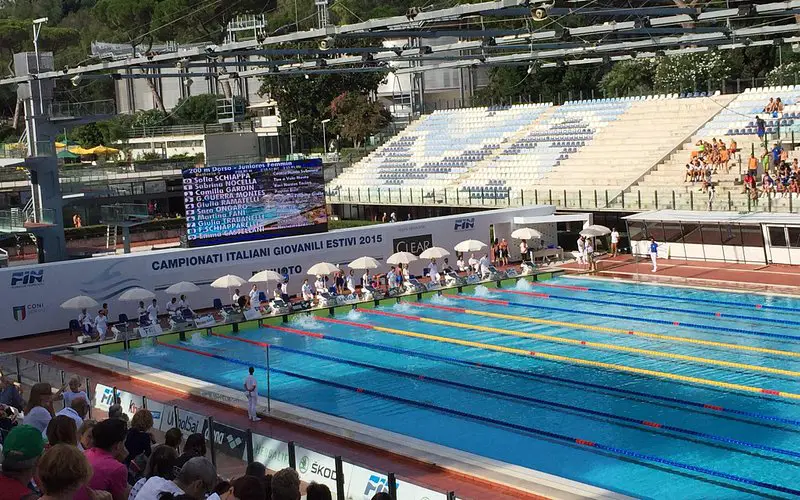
[0,374,397,500]
[741,144,800,200]
[684,138,737,188]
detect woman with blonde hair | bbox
[125,409,155,465]
[37,444,95,500]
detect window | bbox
[682,223,702,245]
[787,227,800,248]
[628,221,646,241]
[720,225,742,246]
[700,224,722,245]
[442,71,451,88]
[740,226,764,247]
[662,223,683,243]
[768,226,788,247]
[645,221,664,242]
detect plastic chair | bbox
[213,298,223,310]
[69,319,80,335]
[258,291,267,303]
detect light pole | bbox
[288,118,298,156]
[321,118,330,153]
[32,18,48,117]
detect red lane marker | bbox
[498,289,551,299]
[703,404,723,411]
[418,375,425,380]
[360,309,422,321]
[575,439,596,446]
[211,332,269,347]
[673,321,680,326]
[356,388,364,393]
[317,317,373,329]
[627,331,635,335]
[756,304,763,309]
[269,325,325,339]
[529,351,537,356]
[761,389,781,396]
[715,312,722,317]
[156,340,214,358]
[642,421,662,428]
[530,282,590,292]
[411,302,467,313]
[580,341,587,345]
[447,295,510,306]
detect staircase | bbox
[106,225,118,250]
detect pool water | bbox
[114,276,800,499]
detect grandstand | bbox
[328,87,800,211]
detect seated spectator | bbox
[24,382,56,433]
[244,462,271,500]
[38,443,94,500]
[0,375,24,411]
[776,97,784,113]
[164,427,183,453]
[129,444,178,500]
[764,97,775,113]
[57,397,89,433]
[729,138,738,154]
[134,456,216,500]
[742,172,756,195]
[456,253,466,271]
[0,425,46,499]
[772,143,784,167]
[790,177,800,196]
[270,468,300,500]
[301,279,314,301]
[305,483,332,500]
[45,414,79,447]
[125,409,155,465]
[175,432,206,469]
[108,404,129,424]
[762,172,777,197]
[63,376,89,408]
[76,418,130,500]
[231,475,265,500]
[78,420,97,450]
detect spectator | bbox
[125,409,154,465]
[764,97,775,113]
[213,480,232,498]
[0,425,46,499]
[107,404,128,424]
[270,468,300,500]
[756,116,766,142]
[245,462,271,500]
[763,172,777,198]
[134,456,216,500]
[772,143,783,168]
[37,444,93,500]
[23,382,56,433]
[78,420,97,450]
[747,153,758,175]
[305,483,332,500]
[175,433,206,469]
[76,418,130,500]
[370,494,391,500]
[45,414,79,446]
[164,428,183,453]
[742,171,756,196]
[0,375,24,410]
[128,444,178,500]
[63,376,89,408]
[57,397,89,432]
[231,476,266,500]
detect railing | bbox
[127,120,254,139]
[101,203,150,223]
[325,185,800,213]
[49,100,116,120]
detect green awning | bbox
[57,150,79,159]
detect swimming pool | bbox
[112,276,800,499]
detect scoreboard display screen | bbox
[182,159,328,247]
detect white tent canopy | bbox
[60,295,99,310]
[386,252,418,265]
[118,287,156,302]
[580,228,605,237]
[211,274,247,289]
[419,246,450,259]
[454,239,487,253]
[249,270,284,283]
[511,228,543,240]
[165,281,201,294]
[307,262,340,276]
[585,224,611,235]
[348,256,380,270]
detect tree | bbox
[653,52,732,93]
[172,94,219,124]
[72,122,104,147]
[330,92,390,148]
[600,60,656,98]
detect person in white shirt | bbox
[94,310,108,340]
[314,275,325,292]
[468,253,478,273]
[146,299,158,324]
[134,456,217,500]
[232,289,241,306]
[610,228,620,257]
[178,295,193,314]
[577,236,586,266]
[280,281,288,297]
[78,308,92,335]
[345,270,355,293]
[520,240,529,262]
[586,239,596,272]
[301,279,314,301]
[428,259,439,283]
[243,366,259,422]
[456,254,466,272]
[386,269,396,289]
[166,298,178,314]
[361,271,369,287]
[401,264,410,283]
[137,301,149,325]
[56,396,88,434]
[249,284,260,305]
[478,254,490,278]
[62,376,88,408]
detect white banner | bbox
[295,445,352,494]
[159,406,209,438]
[93,383,144,420]
[250,433,290,471]
[345,463,448,500]
[0,206,555,339]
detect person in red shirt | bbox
[75,419,130,500]
[0,424,46,500]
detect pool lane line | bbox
[424,296,800,359]
[312,316,800,400]
[461,291,800,342]
[153,337,800,497]
[209,331,800,460]
[538,279,795,312]
[264,324,800,427]
[497,288,800,328]
[359,307,800,379]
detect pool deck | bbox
[558,256,800,295]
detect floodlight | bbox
[33,17,48,25]
[289,118,298,124]
[70,74,83,87]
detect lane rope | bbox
[312,316,800,400]
[154,338,800,497]
[497,288,800,328]
[265,324,800,427]
[359,307,800,379]
[426,295,800,359]
[210,331,800,460]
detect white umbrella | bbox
[454,239,487,253]
[118,287,156,302]
[307,262,339,276]
[211,274,247,289]
[249,270,284,283]
[585,224,611,235]
[511,228,543,240]
[348,256,380,270]
[386,252,418,265]
[580,227,605,238]
[60,295,98,310]
[165,281,200,294]
[419,246,450,259]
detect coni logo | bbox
[298,456,309,474]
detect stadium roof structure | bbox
[3,1,800,84]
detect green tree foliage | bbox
[152,0,274,43]
[600,60,656,97]
[653,52,732,93]
[330,91,390,147]
[172,94,219,124]
[72,122,104,147]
